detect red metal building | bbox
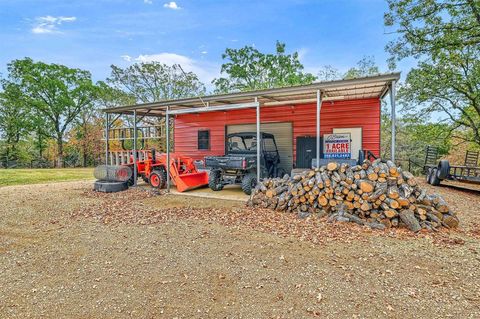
[174,98,380,164]
[105,73,400,184]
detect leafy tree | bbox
[385,0,480,147]
[106,63,205,153]
[4,58,98,167]
[107,62,206,103]
[385,0,480,62]
[213,41,316,93]
[343,56,381,79]
[317,65,342,82]
[317,56,381,81]
[0,82,31,166]
[97,81,136,108]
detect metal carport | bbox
[103,72,400,191]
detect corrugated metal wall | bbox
[174,98,381,165]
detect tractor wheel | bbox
[149,167,167,189]
[94,180,128,193]
[429,167,441,186]
[241,173,257,195]
[437,160,450,180]
[208,169,224,191]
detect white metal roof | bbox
[104,72,400,116]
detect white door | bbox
[227,122,293,172]
[333,127,362,160]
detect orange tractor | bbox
[123,149,209,192]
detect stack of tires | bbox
[93,165,132,193]
[426,160,450,186]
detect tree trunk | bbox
[56,137,64,168]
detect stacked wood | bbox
[247,159,459,232]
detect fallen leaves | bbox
[72,186,469,248]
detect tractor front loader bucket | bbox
[172,171,209,192]
[167,154,209,192]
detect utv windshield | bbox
[227,135,257,153]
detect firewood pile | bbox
[248,159,459,232]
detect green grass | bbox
[0,168,94,187]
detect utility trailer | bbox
[423,146,480,186]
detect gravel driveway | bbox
[1,181,479,318]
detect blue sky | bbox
[0,0,414,89]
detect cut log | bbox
[435,196,449,213]
[321,172,331,187]
[391,218,399,227]
[386,160,399,177]
[266,185,289,198]
[356,180,374,193]
[360,201,372,211]
[384,210,397,219]
[443,214,459,228]
[318,195,328,206]
[402,171,417,186]
[396,197,410,207]
[248,160,457,233]
[327,162,338,171]
[366,166,378,181]
[399,183,414,198]
[387,185,400,199]
[385,198,400,209]
[399,209,422,232]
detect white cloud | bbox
[121,52,220,85]
[200,51,208,55]
[163,1,180,10]
[134,52,191,65]
[144,0,153,4]
[121,55,132,62]
[31,15,76,34]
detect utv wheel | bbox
[149,167,167,189]
[276,168,287,178]
[241,173,257,195]
[208,169,224,191]
[429,167,441,186]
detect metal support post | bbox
[316,90,322,168]
[166,107,170,192]
[390,81,396,162]
[256,97,260,182]
[133,110,138,186]
[105,113,109,165]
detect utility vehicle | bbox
[205,132,284,194]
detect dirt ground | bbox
[1,180,479,318]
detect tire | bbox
[241,173,257,195]
[426,168,433,183]
[94,180,128,193]
[208,169,224,191]
[276,168,287,178]
[127,174,137,186]
[149,167,167,189]
[429,167,441,186]
[437,160,450,180]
